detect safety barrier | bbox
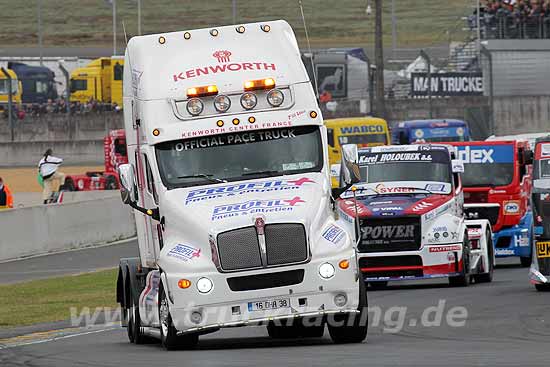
[0,196,136,261]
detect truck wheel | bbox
[328,280,368,344]
[474,230,494,283]
[520,256,532,267]
[105,175,117,190]
[61,177,75,192]
[535,283,550,292]
[449,237,471,287]
[159,287,198,350]
[127,302,145,344]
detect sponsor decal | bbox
[432,226,448,232]
[362,224,415,244]
[322,225,346,245]
[503,200,520,215]
[467,227,482,238]
[375,184,416,194]
[372,206,404,212]
[167,244,201,262]
[370,200,398,206]
[425,183,445,192]
[211,196,304,220]
[457,145,514,164]
[177,128,296,150]
[181,121,293,138]
[186,177,314,204]
[411,72,483,97]
[536,241,550,258]
[540,143,550,158]
[359,152,433,164]
[213,50,232,63]
[495,249,515,255]
[429,245,462,253]
[340,125,384,134]
[412,201,433,212]
[381,212,396,216]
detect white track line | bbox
[0,326,121,349]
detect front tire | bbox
[449,235,471,287]
[159,286,198,350]
[328,280,368,344]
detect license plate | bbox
[247,298,290,312]
[537,241,550,258]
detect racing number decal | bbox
[536,242,550,258]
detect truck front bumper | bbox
[164,252,361,333]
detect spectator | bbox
[38,149,66,204]
[0,177,14,209]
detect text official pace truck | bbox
[114,21,367,350]
[450,140,534,267]
[336,145,493,287]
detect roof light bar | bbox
[244,78,276,91]
[187,85,218,98]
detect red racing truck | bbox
[64,129,127,191]
[450,140,534,266]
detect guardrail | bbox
[0,196,136,262]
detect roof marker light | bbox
[210,29,219,37]
[184,32,191,40]
[232,118,240,125]
[310,110,318,118]
[187,85,218,98]
[244,78,276,91]
[158,36,166,44]
[217,120,224,127]
[236,26,246,33]
[152,129,160,136]
[261,24,271,32]
[248,116,256,123]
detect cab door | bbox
[141,153,161,264]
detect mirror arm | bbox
[332,183,352,200]
[128,201,160,221]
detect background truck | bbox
[70,56,124,107]
[336,144,493,288]
[7,62,58,104]
[450,140,534,266]
[63,129,127,191]
[529,136,550,291]
[115,20,367,350]
[392,119,471,145]
[0,68,22,113]
[326,116,390,187]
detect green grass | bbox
[0,0,471,49]
[0,269,118,328]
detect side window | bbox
[143,154,159,204]
[133,151,141,202]
[113,63,123,81]
[327,128,335,147]
[114,138,127,156]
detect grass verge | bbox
[0,269,118,328]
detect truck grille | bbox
[216,223,308,271]
[464,205,500,226]
[358,217,421,253]
[227,269,305,291]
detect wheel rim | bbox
[160,298,169,336]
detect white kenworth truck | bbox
[335,144,494,288]
[115,20,367,350]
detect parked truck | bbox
[70,57,124,106]
[0,68,22,113]
[63,129,127,191]
[115,21,367,350]
[335,144,493,287]
[529,136,550,291]
[7,62,58,104]
[450,140,534,266]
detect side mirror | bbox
[118,164,137,205]
[341,144,361,186]
[451,159,465,173]
[533,178,550,193]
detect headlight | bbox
[186,98,204,116]
[214,94,231,113]
[267,89,284,107]
[319,263,335,279]
[196,277,213,293]
[240,92,257,110]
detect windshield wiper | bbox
[177,174,226,183]
[241,170,283,177]
[391,186,436,194]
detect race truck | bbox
[335,144,494,287]
[450,140,534,266]
[115,20,367,350]
[529,136,550,291]
[63,129,127,191]
[391,119,471,145]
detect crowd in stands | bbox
[471,0,550,39]
[1,98,121,120]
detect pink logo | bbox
[284,196,305,206]
[213,50,232,63]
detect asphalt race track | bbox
[1,258,548,367]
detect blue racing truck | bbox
[392,119,470,145]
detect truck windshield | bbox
[461,163,514,187]
[156,125,322,188]
[358,150,452,184]
[338,133,387,146]
[538,159,550,179]
[70,79,87,92]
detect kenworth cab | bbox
[325,117,390,188]
[115,21,367,350]
[392,119,470,145]
[336,145,493,287]
[450,140,534,266]
[529,136,550,291]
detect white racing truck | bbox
[115,20,367,350]
[335,144,494,288]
